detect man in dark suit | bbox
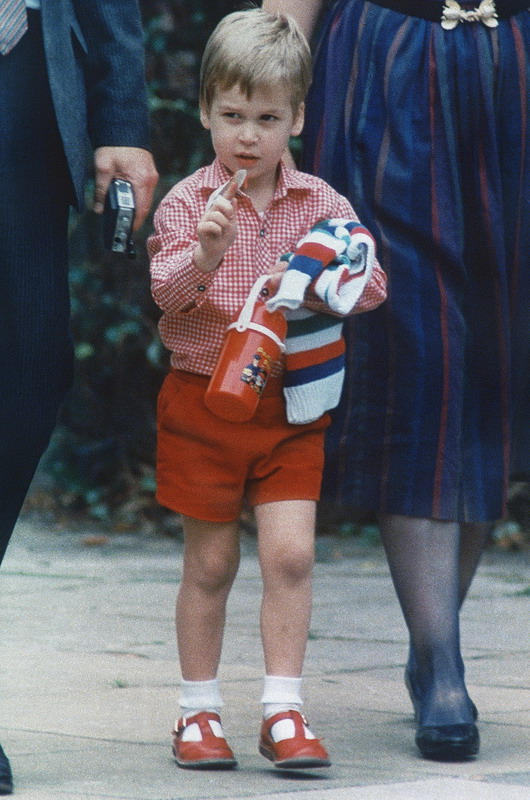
[0,1,158,793]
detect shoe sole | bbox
[259,744,330,769]
[172,744,237,770]
[416,733,480,762]
[174,757,237,770]
[417,741,479,761]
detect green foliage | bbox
[43,213,166,523]
[43,1,239,525]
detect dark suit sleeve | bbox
[73,0,151,151]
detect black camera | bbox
[103,178,136,258]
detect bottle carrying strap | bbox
[227,275,286,352]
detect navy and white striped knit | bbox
[267,219,377,424]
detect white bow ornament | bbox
[441,0,499,28]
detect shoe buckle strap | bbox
[176,716,187,734]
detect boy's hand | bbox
[194,175,241,273]
[265,258,288,295]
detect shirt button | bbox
[197,284,206,292]
[259,229,266,237]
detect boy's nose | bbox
[238,123,259,144]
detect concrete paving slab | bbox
[0,519,528,799]
[202,781,530,800]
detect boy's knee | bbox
[194,549,240,592]
[272,544,313,584]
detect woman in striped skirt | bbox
[263,0,529,760]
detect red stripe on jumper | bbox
[297,241,338,267]
[286,337,345,371]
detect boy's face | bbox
[200,83,304,191]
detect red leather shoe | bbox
[259,710,331,769]
[172,712,237,769]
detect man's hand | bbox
[194,175,240,274]
[93,146,158,230]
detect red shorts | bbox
[156,370,330,522]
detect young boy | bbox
[148,9,386,771]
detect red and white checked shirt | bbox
[148,158,385,376]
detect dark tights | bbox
[378,514,490,726]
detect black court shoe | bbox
[0,745,13,795]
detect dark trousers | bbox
[0,13,75,563]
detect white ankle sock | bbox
[178,678,224,722]
[261,675,303,720]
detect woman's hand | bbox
[261,0,324,40]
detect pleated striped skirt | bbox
[304,0,530,521]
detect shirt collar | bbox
[274,162,315,198]
[201,159,233,189]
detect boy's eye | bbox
[261,115,278,122]
[223,112,240,119]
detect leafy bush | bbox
[41,1,238,526]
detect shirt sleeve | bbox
[148,192,216,314]
[73,0,151,150]
[332,192,360,221]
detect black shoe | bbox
[416,723,479,761]
[405,669,478,722]
[0,745,13,795]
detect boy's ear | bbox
[199,103,211,130]
[291,102,305,137]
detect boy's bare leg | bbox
[176,515,240,681]
[254,500,330,767]
[255,500,316,676]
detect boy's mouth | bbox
[235,153,258,164]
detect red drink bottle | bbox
[205,275,287,422]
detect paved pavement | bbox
[0,516,528,800]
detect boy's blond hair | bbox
[200,8,312,113]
